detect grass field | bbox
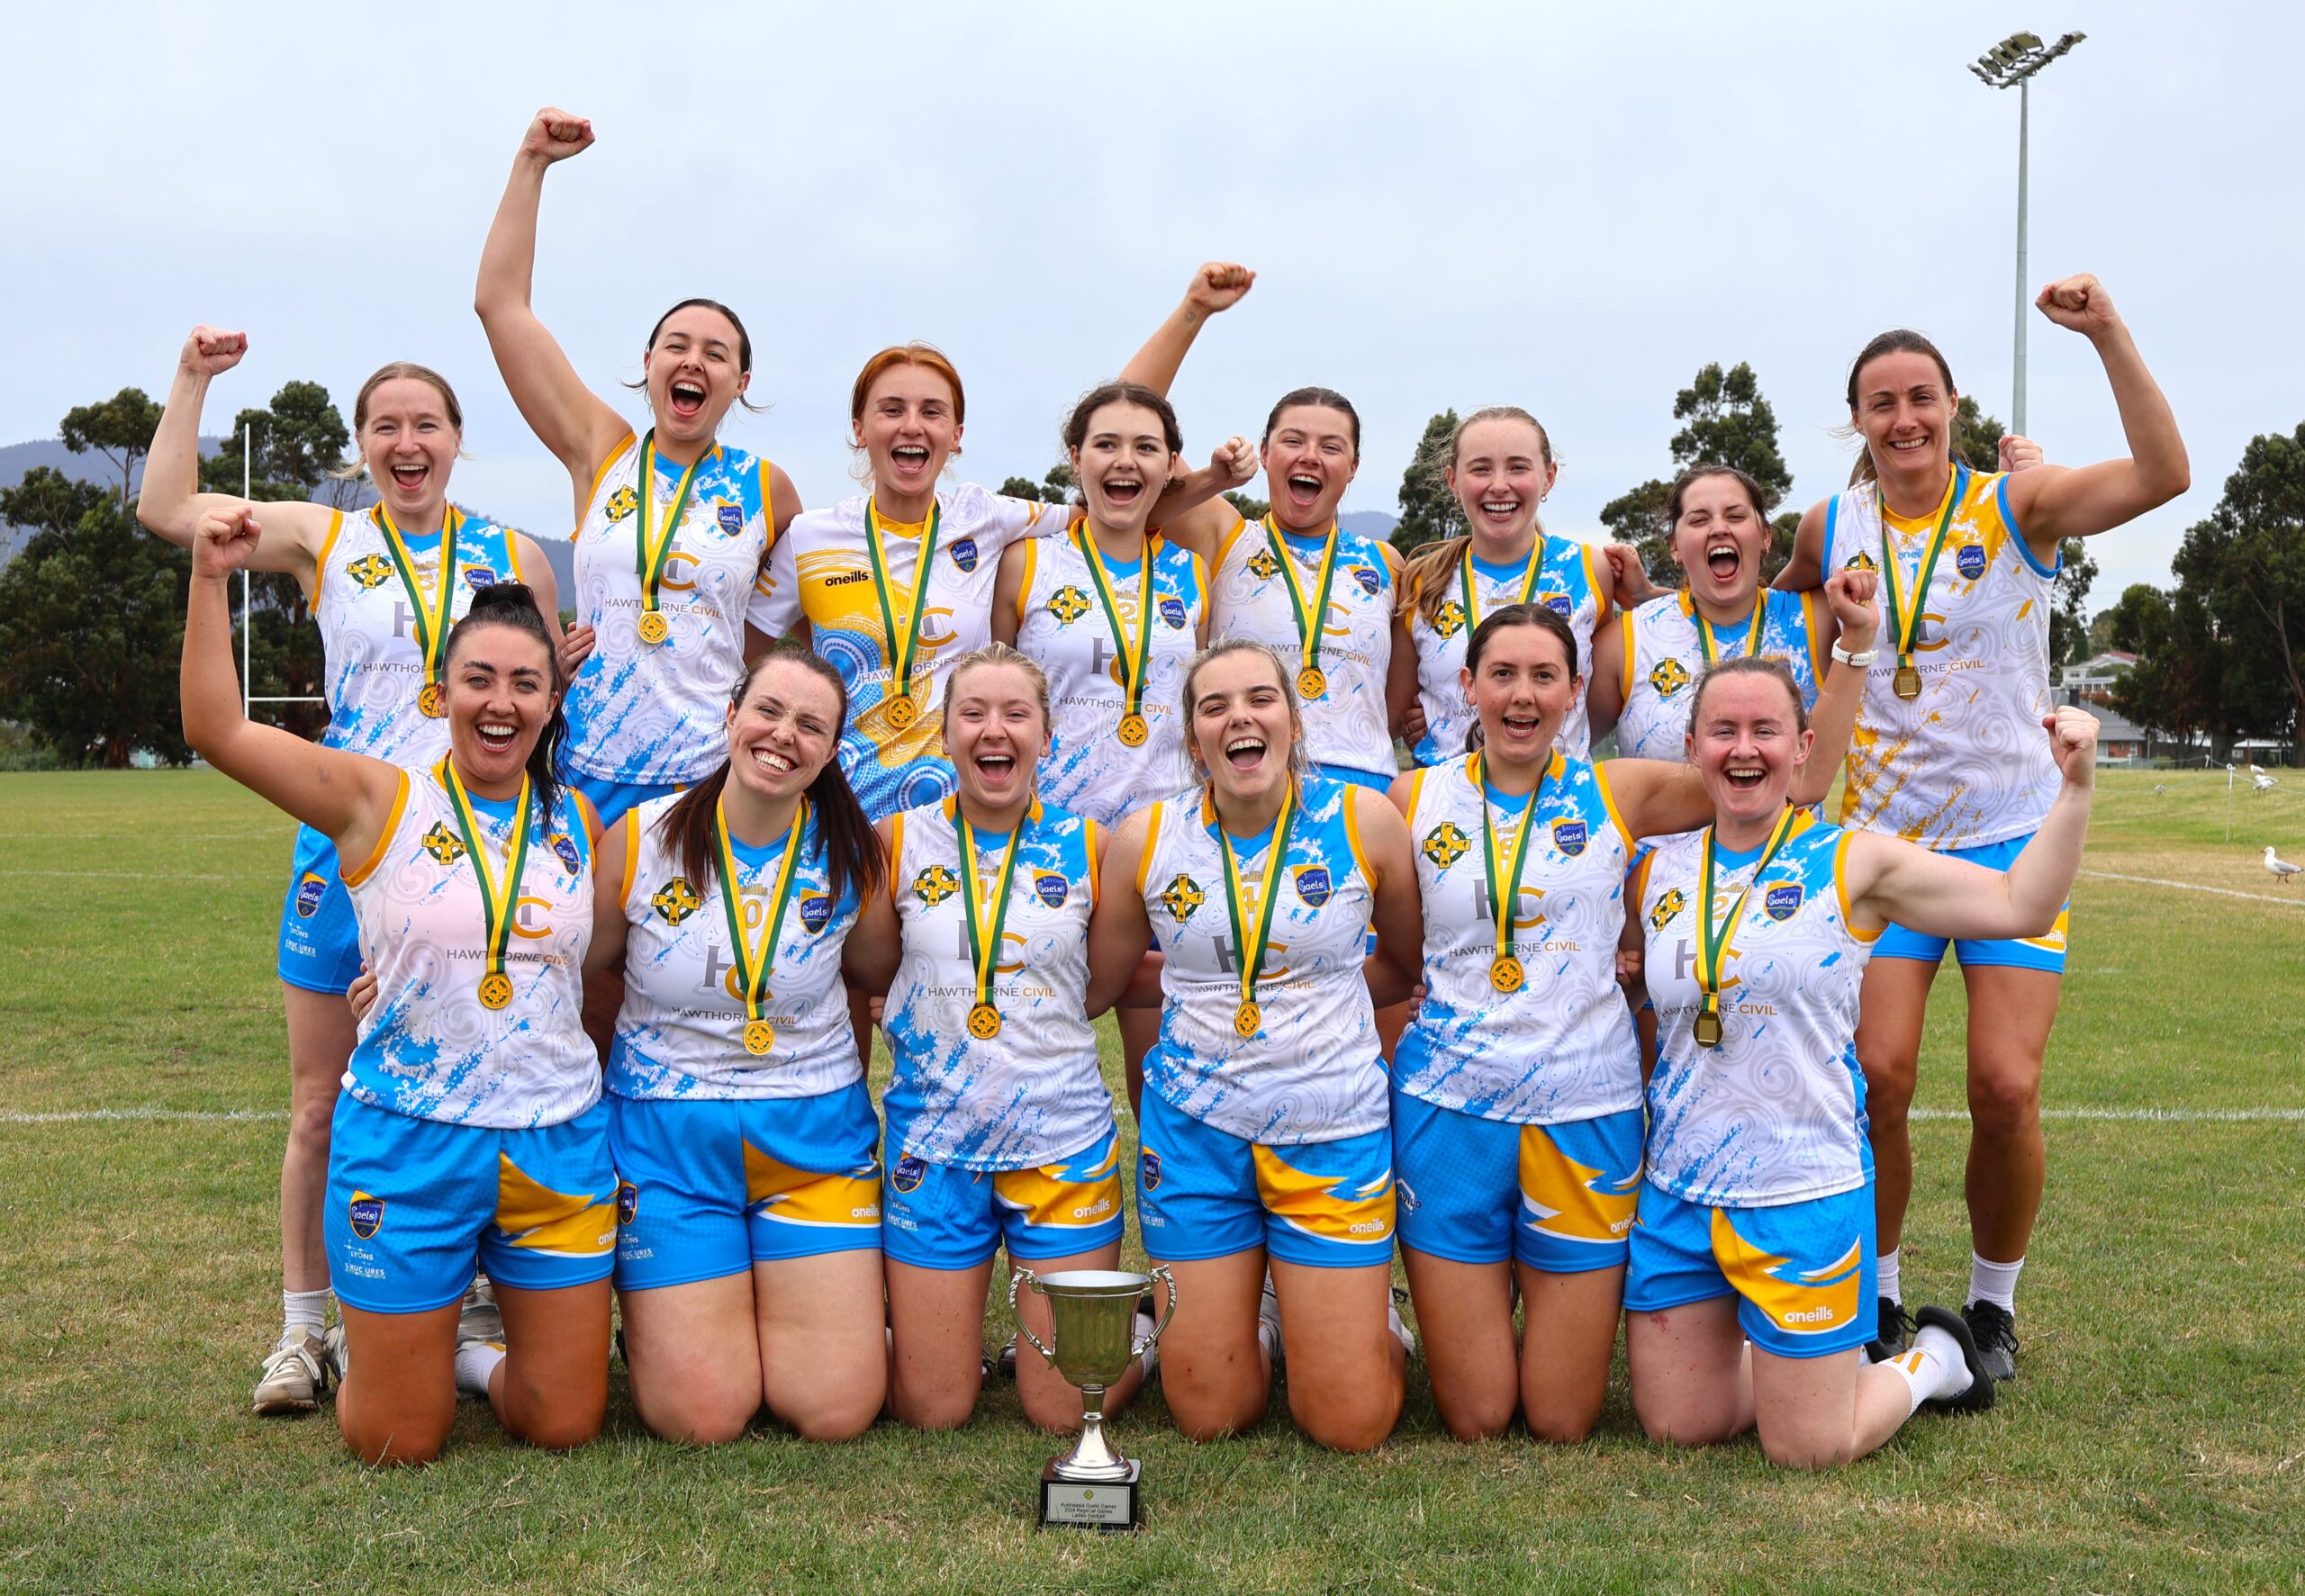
[2,770,2300,1594]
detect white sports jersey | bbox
[752,484,1061,820]
[881,797,1112,1170]
[1823,467,2058,849]
[1405,536,1611,764]
[1392,752,1642,1125]
[342,767,598,1129]
[1017,529,1206,823]
[563,433,780,786]
[1617,590,1825,762]
[1138,774,1385,1144]
[1210,517,1397,779]
[609,795,864,1102]
[309,508,520,763]
[1636,816,1880,1206]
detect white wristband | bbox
[1831,643,1878,667]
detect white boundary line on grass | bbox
[5,1105,2303,1126]
[2079,868,2305,908]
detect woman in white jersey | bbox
[846,645,1144,1434]
[184,513,612,1465]
[1089,641,1424,1453]
[592,646,890,1443]
[139,329,560,1418]
[1775,275,2186,1379]
[1389,583,1873,1443]
[476,107,802,828]
[1626,655,2102,1466]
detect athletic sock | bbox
[282,1287,331,1339]
[1876,1248,1903,1305]
[1135,1308,1159,1379]
[1966,1252,2024,1313]
[1883,1324,1973,1415]
[454,1340,506,1397]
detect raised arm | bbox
[475,107,632,512]
[1354,789,1424,1009]
[1788,565,1878,807]
[1119,262,1255,398]
[1085,810,1157,1016]
[1149,434,1257,533]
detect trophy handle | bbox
[1131,1263,1178,1360]
[1007,1266,1056,1364]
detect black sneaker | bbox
[1865,1296,1915,1362]
[1960,1300,2020,1383]
[1913,1305,1996,1414]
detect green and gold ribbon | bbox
[1878,463,1968,683]
[1212,779,1297,1040]
[1691,805,1805,1048]
[1261,515,1342,699]
[441,760,534,1012]
[954,796,1033,1041]
[713,797,808,1056]
[1687,588,1769,666]
[373,503,463,716]
[636,431,706,636]
[865,498,944,726]
[1471,751,1550,995]
[1075,523,1158,744]
[1459,542,1542,638]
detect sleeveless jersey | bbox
[1210,517,1397,778]
[1636,816,1880,1206]
[1392,751,1642,1125]
[564,433,780,786]
[1617,589,1825,762]
[1137,774,1385,1144]
[752,485,1062,820]
[1017,531,1206,823]
[341,767,598,1129]
[309,508,520,763]
[1823,468,2058,849]
[1406,535,1610,765]
[881,797,1111,1170]
[609,795,864,1102]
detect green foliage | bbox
[2112,587,2225,749]
[2105,583,2174,655]
[60,386,166,509]
[1598,478,1672,579]
[1952,394,2004,471]
[1390,409,1461,555]
[1607,363,1793,582]
[2168,424,2305,742]
[1223,490,1268,521]
[998,465,1074,506]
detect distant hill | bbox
[1341,509,1399,543]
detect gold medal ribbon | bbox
[1692,805,1805,1044]
[441,760,535,1010]
[1688,587,1769,665]
[712,797,809,1044]
[373,504,462,710]
[1214,779,1297,1038]
[954,797,1033,1038]
[1472,751,1547,990]
[1877,463,1968,683]
[1075,523,1157,736]
[636,430,706,627]
[1458,542,1542,636]
[865,498,944,721]
[1261,515,1342,687]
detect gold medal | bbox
[713,797,808,1067]
[968,1002,1003,1041]
[633,433,702,651]
[865,498,943,746]
[1689,807,1803,1059]
[955,800,1032,1052]
[1893,665,1921,701]
[1475,752,1546,1006]
[1075,524,1162,759]
[1118,713,1149,748]
[1296,666,1327,700]
[744,1019,775,1057]
[1234,1000,1261,1040]
[417,682,446,719]
[1879,465,1965,715]
[373,505,461,734]
[1214,777,1296,1051]
[1692,1008,1722,1049]
[885,693,918,730]
[1490,955,1524,994]
[1263,516,1344,712]
[637,610,670,645]
[478,971,514,1011]
[442,760,535,1025]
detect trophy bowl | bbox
[1009,1265,1175,1531]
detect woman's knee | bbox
[634,1383,755,1447]
[1290,1375,1402,1454]
[339,1406,450,1466]
[1966,1057,2043,1130]
[510,1393,607,1452]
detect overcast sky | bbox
[8,2,2300,603]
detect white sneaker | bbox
[1257,1271,1283,1367]
[1388,1286,1417,1359]
[322,1322,348,1384]
[456,1276,503,1347]
[252,1330,330,1416]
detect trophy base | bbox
[1038,1458,1142,1532]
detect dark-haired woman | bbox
[592,647,890,1443]
[477,107,802,828]
[140,327,560,1418]
[1774,275,2186,1378]
[1388,585,1872,1444]
[184,510,610,1465]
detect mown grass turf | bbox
[1,770,2300,1593]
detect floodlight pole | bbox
[2012,77,2030,436]
[1972,31,2084,438]
[242,421,253,719]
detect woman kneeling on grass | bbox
[1625,655,2099,1467]
[183,507,612,1465]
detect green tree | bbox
[2103,583,2174,656]
[2111,586,2225,754]
[2170,424,2305,744]
[1598,479,1671,578]
[998,466,1074,506]
[1604,362,1794,582]
[1954,395,2095,667]
[60,387,166,509]
[1224,491,1270,521]
[1390,409,1461,555]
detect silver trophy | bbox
[1008,1265,1176,1531]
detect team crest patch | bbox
[1140,1149,1162,1193]
[798,891,832,933]
[616,1181,639,1227]
[1843,549,1877,572]
[1550,818,1588,857]
[1246,547,1280,581]
[1649,888,1687,932]
[1350,565,1380,598]
[420,822,466,865]
[1293,864,1333,907]
[948,537,980,573]
[717,501,745,537]
[1764,882,1805,921]
[1048,585,1092,625]
[651,877,703,925]
[1421,822,1470,870]
[606,485,638,523]
[1956,543,1987,581]
[461,564,498,591]
[914,864,959,907]
[348,1193,384,1240]
[1648,657,1692,698]
[1544,594,1573,617]
[346,553,393,591]
[549,833,583,872]
[1432,599,1467,640]
[891,1155,927,1195]
[294,872,327,919]
[1033,870,1069,909]
[1161,873,1206,923]
[1159,594,1189,629]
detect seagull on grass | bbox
[2267,846,2301,886]
[2254,772,2281,792]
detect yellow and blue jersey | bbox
[1406,534,1609,763]
[1616,589,1825,762]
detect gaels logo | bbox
[1649,888,1687,932]
[1551,818,1588,858]
[1350,565,1380,598]
[616,1181,639,1227]
[1048,585,1092,625]
[1162,873,1206,923]
[1764,882,1805,922]
[420,822,466,865]
[1033,870,1069,909]
[798,891,833,933]
[348,1193,384,1240]
[913,864,959,907]
[948,537,980,573]
[1843,550,1877,572]
[1648,657,1692,699]
[1293,864,1333,907]
[1421,822,1469,870]
[1955,543,1987,581]
[1545,594,1573,617]
[1159,594,1189,629]
[651,877,703,925]
[461,564,499,591]
[346,553,393,591]
[891,1155,928,1195]
[1246,547,1280,581]
[606,485,638,523]
[549,833,583,872]
[717,502,745,537]
[1432,599,1467,639]
[1140,1149,1163,1193]
[294,872,328,919]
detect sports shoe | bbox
[1134,1295,1161,1380]
[1257,1271,1284,1367]
[1866,1296,1915,1363]
[1914,1305,1996,1415]
[252,1330,330,1416]
[1388,1285,1417,1359]
[1960,1299,2020,1383]
[995,1333,1018,1378]
[456,1276,504,1348]
[322,1322,348,1385]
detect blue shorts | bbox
[276,825,362,994]
[1136,1090,1395,1268]
[563,769,680,829]
[325,1095,617,1313]
[1623,1178,1877,1358]
[881,1126,1125,1271]
[1315,762,1399,795]
[1874,830,2069,973]
[1393,1093,1641,1272]
[608,1084,883,1290]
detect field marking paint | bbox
[2078,869,2305,908]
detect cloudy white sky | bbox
[7,2,2300,603]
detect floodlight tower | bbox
[1971,31,2085,436]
